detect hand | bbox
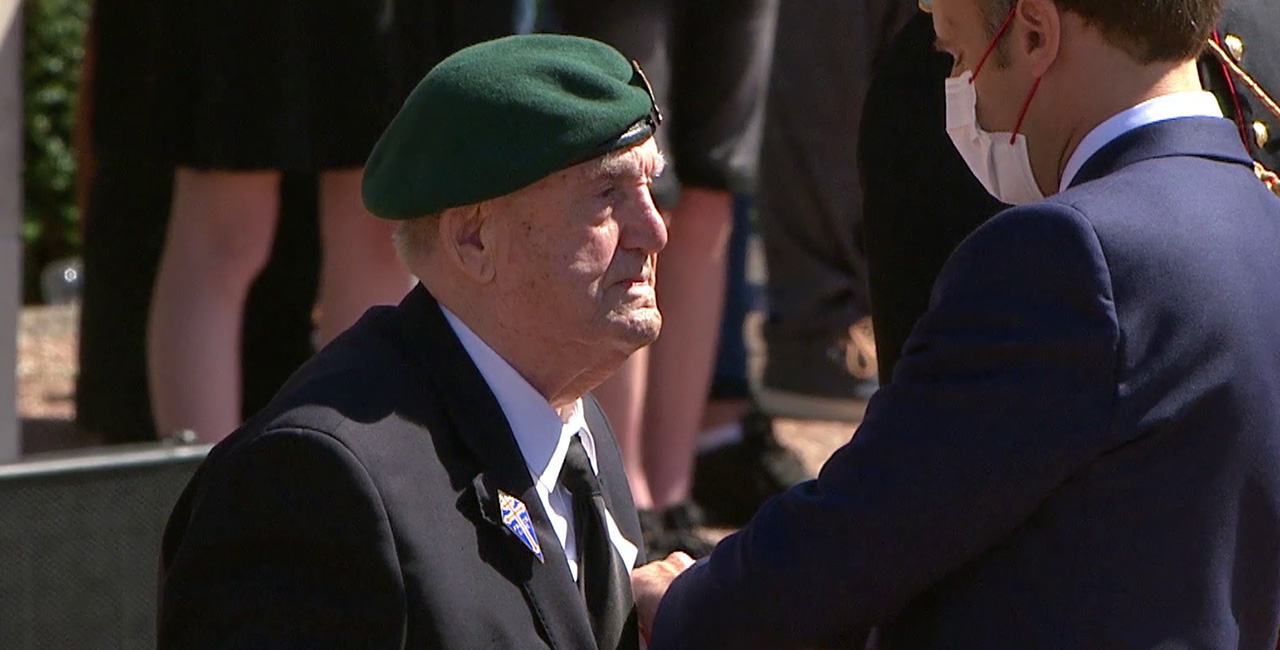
[632,552,696,641]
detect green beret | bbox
[362,34,662,220]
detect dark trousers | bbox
[551,0,778,206]
[758,0,916,398]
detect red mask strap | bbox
[972,4,1019,82]
[1210,30,1253,150]
[1010,76,1043,144]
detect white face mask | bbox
[944,70,1044,205]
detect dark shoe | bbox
[693,411,812,527]
[758,318,880,422]
[639,502,716,560]
[637,508,664,552]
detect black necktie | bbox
[560,434,637,650]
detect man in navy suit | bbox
[633,0,1280,647]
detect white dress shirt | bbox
[441,307,640,579]
[1060,91,1225,192]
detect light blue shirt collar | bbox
[1059,91,1224,192]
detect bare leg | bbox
[148,170,281,442]
[315,169,411,345]
[642,188,734,510]
[593,347,654,509]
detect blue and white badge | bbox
[499,490,543,563]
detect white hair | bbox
[392,213,441,271]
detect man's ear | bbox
[1017,0,1061,77]
[437,203,497,283]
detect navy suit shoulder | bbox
[159,287,642,650]
[651,118,1280,650]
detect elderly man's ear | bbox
[438,204,497,283]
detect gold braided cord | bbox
[1206,39,1280,196]
[1206,39,1280,123]
[1257,162,1280,198]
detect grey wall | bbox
[0,0,22,463]
[0,444,210,648]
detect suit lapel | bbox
[471,473,600,650]
[393,285,597,650]
[1070,116,1255,188]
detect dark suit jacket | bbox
[650,117,1280,649]
[157,285,644,650]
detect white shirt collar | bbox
[439,306,597,492]
[439,305,638,574]
[1059,91,1224,192]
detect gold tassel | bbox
[1257,162,1280,198]
[1206,40,1280,123]
[1206,39,1280,197]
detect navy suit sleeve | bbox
[650,204,1121,649]
[158,429,407,650]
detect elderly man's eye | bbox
[598,185,619,200]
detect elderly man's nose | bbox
[622,190,668,253]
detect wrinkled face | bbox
[489,138,668,360]
[931,0,1037,133]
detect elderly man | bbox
[634,0,1280,648]
[157,34,666,650]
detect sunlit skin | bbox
[932,0,1037,133]
[416,138,669,414]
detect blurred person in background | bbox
[74,0,321,444]
[141,0,413,442]
[752,0,917,423]
[665,0,920,546]
[687,194,807,531]
[860,11,1007,384]
[78,0,522,444]
[550,0,785,556]
[1198,0,1280,192]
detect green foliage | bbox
[21,0,89,303]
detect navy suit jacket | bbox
[651,117,1280,649]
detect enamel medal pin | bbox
[498,490,543,563]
